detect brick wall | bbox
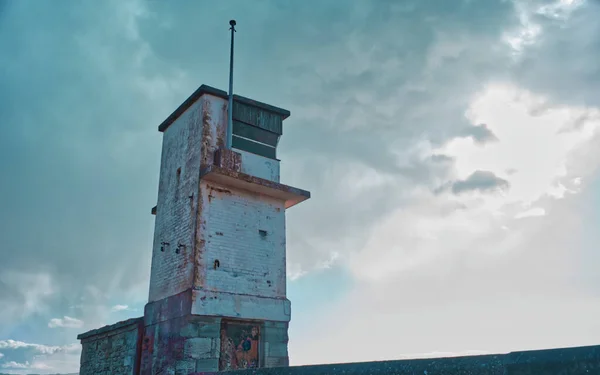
[149,94,228,302]
[200,180,286,298]
[148,99,204,303]
[78,318,143,375]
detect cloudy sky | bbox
[1,0,600,373]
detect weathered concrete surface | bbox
[147,94,205,303]
[236,149,280,183]
[158,85,290,133]
[191,289,291,322]
[189,344,600,375]
[140,314,221,375]
[199,180,287,299]
[77,317,144,375]
[200,165,310,209]
[214,148,242,173]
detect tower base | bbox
[77,289,290,375]
[140,289,290,374]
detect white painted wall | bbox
[199,180,287,299]
[234,149,281,182]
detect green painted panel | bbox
[232,121,279,147]
[233,102,283,135]
[232,136,277,159]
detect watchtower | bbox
[142,84,310,374]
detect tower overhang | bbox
[200,164,310,209]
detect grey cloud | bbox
[511,0,600,108]
[451,170,510,195]
[461,124,499,144]
[0,0,173,339]
[288,178,600,364]
[140,0,519,271]
[0,0,546,357]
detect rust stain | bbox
[208,184,231,203]
[214,148,242,172]
[208,185,232,194]
[208,165,310,198]
[201,99,213,167]
[142,335,154,354]
[216,102,227,150]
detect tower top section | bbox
[158,85,291,161]
[158,85,290,133]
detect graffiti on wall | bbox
[219,321,260,371]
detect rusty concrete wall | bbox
[139,315,290,375]
[261,321,290,368]
[140,314,222,375]
[78,317,143,375]
[148,97,206,303]
[235,149,281,182]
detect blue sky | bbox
[1,0,600,373]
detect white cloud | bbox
[0,340,79,355]
[515,207,546,219]
[1,360,51,370]
[0,340,80,374]
[344,79,600,282]
[1,361,28,369]
[47,316,84,329]
[0,352,3,358]
[436,83,600,218]
[111,304,130,312]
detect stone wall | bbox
[140,314,221,375]
[140,290,291,375]
[261,321,289,368]
[188,344,600,375]
[77,317,144,375]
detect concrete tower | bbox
[142,85,310,374]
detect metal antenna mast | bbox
[226,19,236,149]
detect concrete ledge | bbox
[77,317,143,340]
[200,165,310,209]
[144,288,193,326]
[191,289,291,322]
[187,344,600,375]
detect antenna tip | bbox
[229,20,236,26]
